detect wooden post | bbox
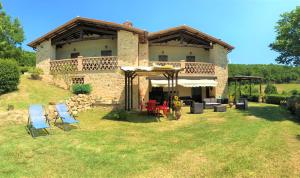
[131,75,133,110]
[235,80,237,102]
[125,73,128,111]
[249,80,252,96]
[260,79,262,95]
[175,72,179,95]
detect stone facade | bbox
[34,28,231,110]
[209,44,229,98]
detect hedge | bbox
[287,95,300,118]
[72,84,92,95]
[0,59,20,94]
[265,94,289,105]
[241,94,260,102]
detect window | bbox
[70,52,80,58]
[186,56,196,62]
[158,55,168,61]
[101,50,112,56]
[72,77,84,84]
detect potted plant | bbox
[173,96,182,120]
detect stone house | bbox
[28,17,234,109]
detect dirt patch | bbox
[0,110,27,126]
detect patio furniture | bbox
[27,104,50,137]
[203,98,221,109]
[55,103,79,130]
[190,102,203,114]
[236,98,248,110]
[146,100,159,115]
[179,96,193,106]
[158,101,169,116]
[214,105,227,112]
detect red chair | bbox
[146,100,158,115]
[159,101,169,116]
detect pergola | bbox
[121,66,183,111]
[228,76,263,101]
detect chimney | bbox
[123,21,133,27]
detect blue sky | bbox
[2,0,299,64]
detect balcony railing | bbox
[149,61,215,75]
[50,56,118,74]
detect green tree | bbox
[264,83,278,95]
[270,7,300,66]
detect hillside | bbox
[0,75,72,111]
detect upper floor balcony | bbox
[49,56,215,76]
[149,61,215,76]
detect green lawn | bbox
[0,104,300,177]
[0,75,72,111]
[261,83,300,94]
[1,76,300,177]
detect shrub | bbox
[0,59,20,94]
[29,67,44,80]
[265,94,288,105]
[241,94,260,102]
[106,109,128,121]
[264,83,278,94]
[287,95,300,115]
[289,89,299,96]
[19,66,31,74]
[72,84,92,94]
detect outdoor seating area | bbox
[27,103,79,137]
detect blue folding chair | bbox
[27,104,50,137]
[55,103,79,130]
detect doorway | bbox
[192,87,202,102]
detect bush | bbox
[289,89,299,96]
[19,66,31,74]
[29,67,44,80]
[241,94,260,102]
[264,83,278,94]
[106,109,128,121]
[287,95,300,115]
[0,59,20,94]
[72,84,92,94]
[265,94,288,105]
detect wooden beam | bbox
[182,33,210,46]
[149,33,180,43]
[53,35,116,46]
[81,26,117,35]
[149,43,212,49]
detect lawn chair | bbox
[27,104,50,138]
[146,100,158,115]
[55,103,79,130]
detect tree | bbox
[270,7,300,66]
[264,83,278,95]
[0,2,24,60]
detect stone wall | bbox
[36,40,56,75]
[209,44,229,98]
[117,30,140,109]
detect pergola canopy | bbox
[151,79,217,88]
[121,65,183,111]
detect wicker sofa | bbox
[190,102,203,114]
[203,98,221,109]
[236,98,248,110]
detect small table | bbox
[214,105,226,112]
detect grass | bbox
[260,83,300,94]
[1,76,300,177]
[1,104,300,177]
[0,75,72,111]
